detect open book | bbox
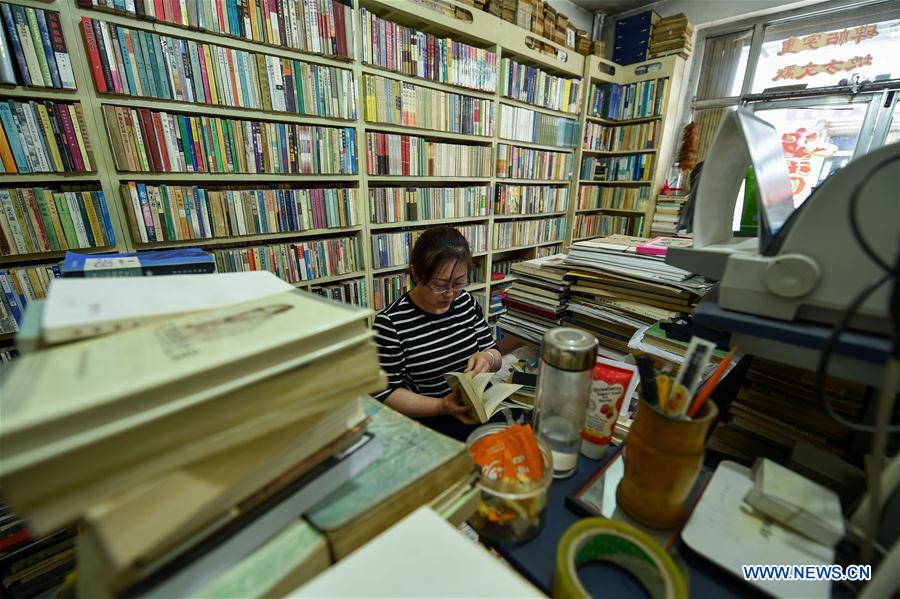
[444,372,522,424]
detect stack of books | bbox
[649,13,693,59]
[562,235,710,359]
[0,503,74,598]
[0,274,388,597]
[497,254,569,344]
[707,358,865,466]
[651,193,690,235]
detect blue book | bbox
[0,101,28,171]
[96,191,116,245]
[61,248,215,277]
[0,272,22,324]
[0,3,29,86]
[33,8,60,88]
[114,26,137,95]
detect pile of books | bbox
[562,235,711,360]
[651,192,689,235]
[707,358,866,465]
[649,13,693,59]
[497,254,569,344]
[0,272,390,597]
[0,502,74,598]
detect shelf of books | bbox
[572,54,685,240]
[1,0,686,342]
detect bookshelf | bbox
[571,54,686,240]
[0,0,686,344]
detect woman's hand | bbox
[441,388,478,425]
[465,350,497,374]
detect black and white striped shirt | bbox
[373,290,497,401]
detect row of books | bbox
[492,216,566,249]
[581,155,654,182]
[0,263,58,333]
[371,223,487,269]
[0,100,95,174]
[495,184,568,216]
[212,235,363,283]
[588,78,670,121]
[574,213,644,238]
[577,185,651,211]
[1,187,115,256]
[0,3,76,89]
[373,272,410,311]
[81,18,356,120]
[498,57,582,114]
[583,120,659,152]
[122,182,358,244]
[495,143,572,180]
[359,8,497,93]
[363,74,494,136]
[491,256,524,276]
[498,104,578,148]
[365,132,492,177]
[103,106,357,174]
[311,277,367,307]
[369,185,490,224]
[77,0,356,59]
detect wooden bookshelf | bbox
[0,0,686,332]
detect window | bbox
[686,0,900,208]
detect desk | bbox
[487,447,757,598]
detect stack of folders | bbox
[562,235,712,360]
[0,272,393,598]
[497,254,570,344]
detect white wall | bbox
[547,0,595,32]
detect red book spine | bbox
[171,0,182,24]
[55,102,86,172]
[80,18,107,93]
[137,109,161,171]
[333,2,345,58]
[0,529,31,553]
[401,135,409,176]
[154,0,166,22]
[151,111,171,171]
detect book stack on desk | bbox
[497,254,570,344]
[562,236,711,360]
[0,277,387,598]
[707,358,867,465]
[0,502,74,599]
[651,193,689,235]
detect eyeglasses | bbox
[423,282,466,296]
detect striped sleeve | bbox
[470,295,498,352]
[373,312,406,401]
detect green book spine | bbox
[74,193,96,247]
[140,31,160,98]
[25,8,52,89]
[209,118,224,173]
[158,185,177,241]
[53,192,78,248]
[149,33,170,100]
[176,116,192,170]
[134,30,155,97]
[33,189,60,251]
[188,41,205,104]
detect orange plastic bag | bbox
[470,424,544,483]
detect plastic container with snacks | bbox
[465,423,553,543]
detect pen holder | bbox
[616,398,718,529]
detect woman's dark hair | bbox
[409,226,473,285]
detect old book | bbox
[0,289,380,528]
[306,398,475,559]
[83,399,368,577]
[444,371,522,423]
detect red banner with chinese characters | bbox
[773,55,873,81]
[778,24,879,55]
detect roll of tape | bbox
[553,518,687,599]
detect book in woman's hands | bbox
[443,372,522,423]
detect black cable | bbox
[816,272,898,433]
[847,153,899,275]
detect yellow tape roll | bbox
[553,518,687,599]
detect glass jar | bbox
[533,328,598,478]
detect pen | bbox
[635,355,658,407]
[686,349,736,418]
